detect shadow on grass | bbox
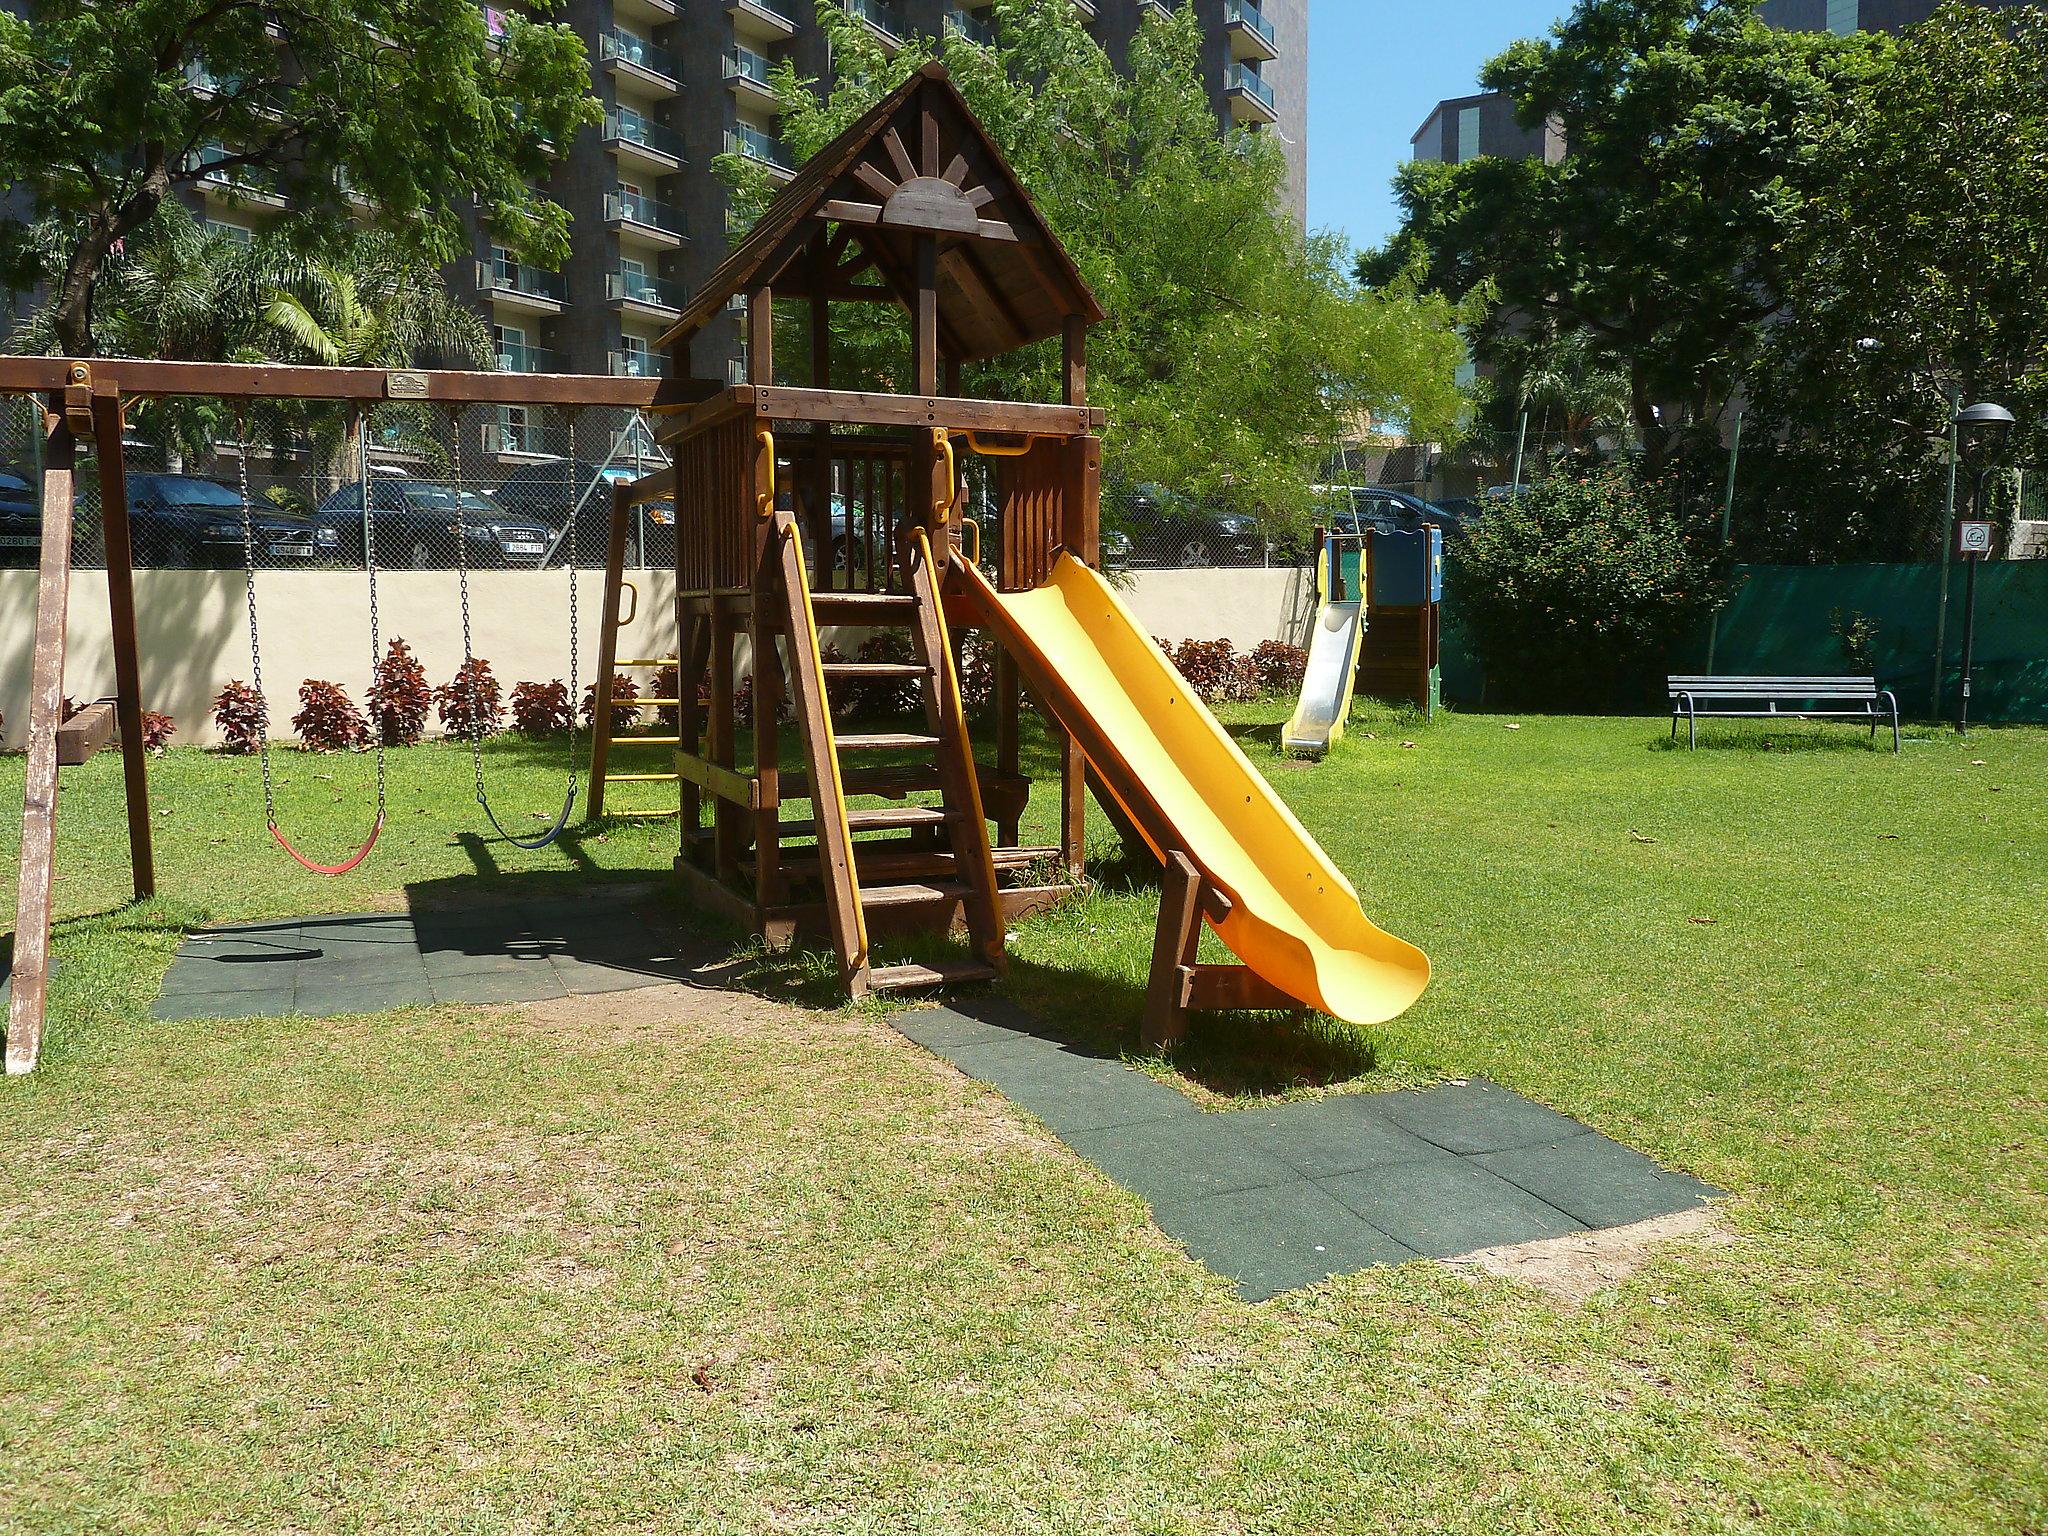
[1650,724,1898,754]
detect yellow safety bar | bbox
[755,427,776,518]
[958,516,981,567]
[616,579,639,626]
[932,428,960,519]
[960,430,1040,457]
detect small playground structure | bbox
[2,64,1427,1076]
[1285,524,1445,757]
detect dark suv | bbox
[1116,482,1268,568]
[312,476,553,568]
[492,458,675,566]
[0,466,36,566]
[1326,486,1466,539]
[127,473,336,568]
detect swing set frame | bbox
[0,357,676,1076]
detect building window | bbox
[1825,0,1859,33]
[204,217,253,245]
[1456,105,1481,164]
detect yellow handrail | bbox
[933,428,960,520]
[959,516,981,568]
[616,579,639,627]
[755,427,776,518]
[961,430,1039,457]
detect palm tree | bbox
[1514,329,1635,459]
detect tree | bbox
[1363,0,1885,474]
[1739,3,2048,560]
[718,1,1466,533]
[0,0,596,355]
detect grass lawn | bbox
[2,704,2044,1532]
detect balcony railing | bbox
[193,144,282,199]
[605,189,687,238]
[944,6,996,46]
[846,0,906,40]
[610,350,672,378]
[607,270,684,310]
[601,30,681,84]
[724,43,777,88]
[479,256,563,303]
[733,0,798,22]
[1226,61,1275,110]
[497,341,565,373]
[605,109,685,161]
[1224,0,1275,48]
[725,122,792,171]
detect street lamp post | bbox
[1953,401,2014,736]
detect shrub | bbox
[581,673,641,734]
[211,681,267,754]
[366,638,432,747]
[1171,638,1258,703]
[1248,639,1308,696]
[956,633,996,718]
[1451,465,1730,710]
[510,680,574,739]
[437,658,503,740]
[141,711,176,753]
[850,631,921,719]
[649,665,681,731]
[292,680,370,752]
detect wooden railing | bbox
[791,434,914,593]
[669,413,755,594]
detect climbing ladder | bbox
[773,517,1007,997]
[589,492,682,820]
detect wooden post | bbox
[7,397,77,1076]
[1057,318,1091,876]
[675,611,711,859]
[709,596,738,885]
[747,284,773,389]
[587,483,632,818]
[90,388,154,900]
[1143,851,1204,1051]
[994,651,1020,848]
[914,235,939,397]
[750,523,782,909]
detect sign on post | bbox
[1957,520,1995,556]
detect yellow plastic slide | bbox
[961,553,1429,1026]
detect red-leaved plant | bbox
[510,680,574,739]
[1170,638,1258,703]
[1248,639,1309,696]
[581,673,641,734]
[211,681,267,755]
[141,711,176,753]
[437,658,503,740]
[293,680,370,752]
[367,637,432,746]
[649,665,681,731]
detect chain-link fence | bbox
[0,395,672,572]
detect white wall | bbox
[0,566,1311,749]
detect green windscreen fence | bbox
[1440,562,2048,722]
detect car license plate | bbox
[272,543,313,559]
[0,534,37,548]
[507,541,545,555]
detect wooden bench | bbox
[1668,675,1900,752]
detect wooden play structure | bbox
[4,64,1429,1076]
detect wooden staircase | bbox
[776,519,1007,997]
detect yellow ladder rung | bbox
[613,735,681,746]
[608,808,680,819]
[605,772,679,783]
[615,657,680,668]
[627,697,682,707]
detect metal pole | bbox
[1933,393,1959,718]
[1958,551,1979,735]
[1510,408,1529,494]
[1707,410,1742,674]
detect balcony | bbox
[600,29,681,91]
[610,350,672,378]
[1070,0,1096,15]
[727,0,797,40]
[477,255,566,313]
[498,341,565,373]
[605,108,685,170]
[945,6,996,47]
[1138,0,1173,16]
[1224,0,1279,61]
[725,122,794,179]
[607,269,685,316]
[846,0,906,50]
[193,144,286,208]
[723,43,781,104]
[605,189,687,246]
[1225,60,1277,123]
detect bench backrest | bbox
[1668,675,1880,700]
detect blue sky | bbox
[1307,0,1567,257]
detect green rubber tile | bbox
[158,956,301,995]
[290,977,434,1017]
[294,955,428,991]
[420,946,557,980]
[547,960,665,995]
[1369,1078,1593,1156]
[1063,1118,1306,1205]
[1228,1094,1450,1178]
[890,1004,1038,1053]
[1151,1181,1422,1301]
[429,969,570,1006]
[153,988,294,1021]
[1472,1134,1720,1230]
[944,1039,1199,1135]
[1317,1152,1584,1259]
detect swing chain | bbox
[360,407,387,809]
[236,404,277,831]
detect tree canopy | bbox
[0,0,596,354]
[720,1,1466,531]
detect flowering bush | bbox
[211,681,267,755]
[366,638,432,747]
[510,680,574,739]
[292,680,370,752]
[581,673,641,734]
[1452,464,1730,709]
[141,711,176,753]
[437,658,503,740]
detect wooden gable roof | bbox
[657,63,1103,365]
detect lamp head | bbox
[1956,401,2016,436]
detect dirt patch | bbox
[1442,1205,1735,1305]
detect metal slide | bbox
[961,553,1429,1027]
[1282,597,1363,757]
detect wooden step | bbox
[783,765,943,800]
[811,591,918,623]
[837,731,940,752]
[868,959,999,994]
[771,806,952,841]
[859,880,972,911]
[763,842,1059,883]
[821,661,927,682]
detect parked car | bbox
[492,458,676,566]
[1325,485,1467,540]
[1117,482,1268,568]
[126,473,337,568]
[0,466,36,566]
[312,476,553,568]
